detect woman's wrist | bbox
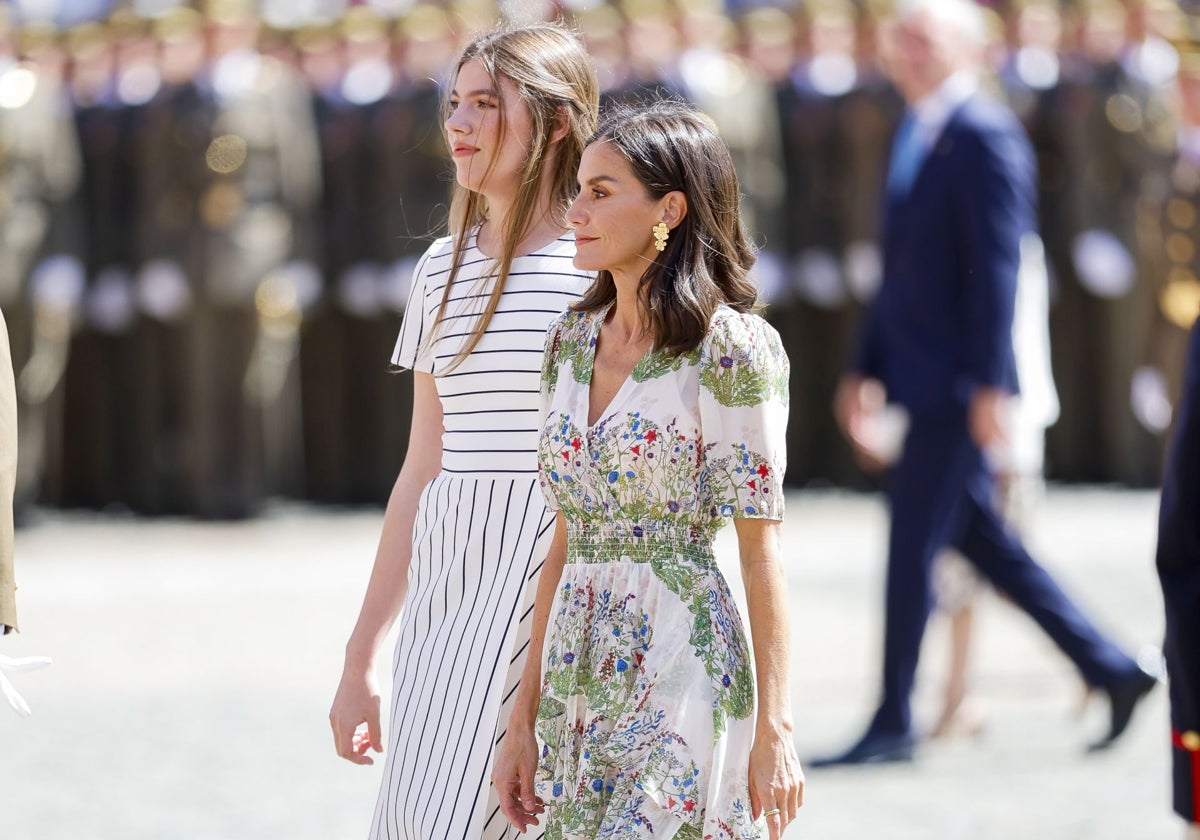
[507,688,541,734]
[755,712,795,741]
[343,639,379,673]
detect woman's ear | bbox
[549,106,571,145]
[661,191,688,228]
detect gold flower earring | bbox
[652,221,670,252]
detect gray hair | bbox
[895,0,988,46]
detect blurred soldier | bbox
[0,13,84,516]
[608,0,688,104]
[1052,0,1176,484]
[839,0,903,294]
[361,7,457,496]
[296,21,350,504]
[575,4,633,106]
[676,4,786,294]
[137,0,320,518]
[774,0,867,487]
[300,5,446,505]
[58,18,148,510]
[127,7,205,514]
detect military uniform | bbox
[137,8,320,517]
[59,24,145,510]
[352,17,450,501]
[1052,34,1176,485]
[298,9,447,505]
[773,5,879,488]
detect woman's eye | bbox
[593,189,608,199]
[448,99,460,111]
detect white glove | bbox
[0,654,52,718]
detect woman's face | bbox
[444,58,534,198]
[567,141,667,280]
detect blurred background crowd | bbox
[1,0,1198,518]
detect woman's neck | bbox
[606,274,650,343]
[476,176,565,259]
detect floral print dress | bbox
[534,305,789,840]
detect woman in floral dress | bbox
[493,101,804,840]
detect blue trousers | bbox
[871,416,1140,737]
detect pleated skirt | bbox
[369,473,555,840]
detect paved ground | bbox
[0,488,1181,840]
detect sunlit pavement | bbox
[0,488,1177,839]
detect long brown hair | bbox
[425,23,599,371]
[572,100,759,355]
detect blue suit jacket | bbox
[853,94,1036,418]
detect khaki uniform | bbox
[0,307,17,633]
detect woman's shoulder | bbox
[418,233,460,265]
[546,307,594,347]
[702,307,785,358]
[517,233,591,281]
[698,307,789,406]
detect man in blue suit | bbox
[819,0,1157,766]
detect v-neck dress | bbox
[370,230,591,840]
[533,305,790,839]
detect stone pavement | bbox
[0,488,1179,840]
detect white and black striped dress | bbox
[370,229,590,840]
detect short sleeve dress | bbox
[533,305,789,840]
[371,229,592,840]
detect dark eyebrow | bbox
[451,88,499,98]
[582,175,619,186]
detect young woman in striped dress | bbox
[328,24,599,840]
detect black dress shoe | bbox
[1088,663,1160,752]
[809,731,916,767]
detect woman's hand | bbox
[492,724,544,833]
[329,666,383,765]
[748,722,805,839]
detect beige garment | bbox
[0,307,17,632]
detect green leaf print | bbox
[649,551,753,736]
[699,310,789,407]
[699,359,787,408]
[632,347,697,382]
[541,312,596,393]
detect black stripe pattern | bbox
[371,233,589,839]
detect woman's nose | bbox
[565,194,586,227]
[445,108,469,136]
